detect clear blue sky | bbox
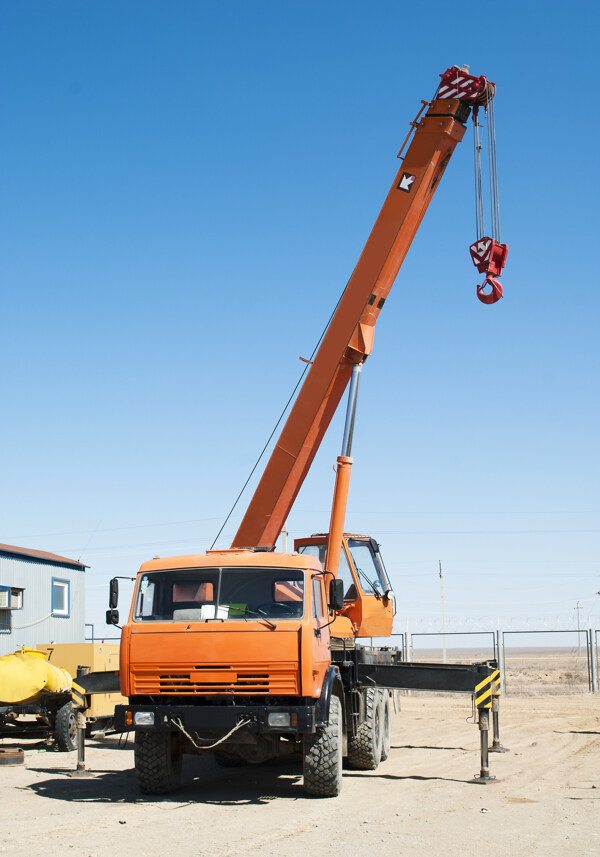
[1,1,599,639]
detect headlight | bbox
[134,711,155,726]
[267,712,291,727]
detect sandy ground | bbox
[1,694,598,857]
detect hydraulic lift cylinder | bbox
[326,363,361,578]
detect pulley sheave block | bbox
[470,237,508,277]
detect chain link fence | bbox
[374,629,598,695]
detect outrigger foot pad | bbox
[469,774,498,785]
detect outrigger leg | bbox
[469,669,499,784]
[489,690,509,754]
[68,666,94,778]
[470,708,497,784]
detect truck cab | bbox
[295,533,394,637]
[114,539,397,795]
[119,549,332,703]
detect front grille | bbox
[131,663,299,696]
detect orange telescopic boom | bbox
[232,66,501,550]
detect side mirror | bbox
[106,608,120,626]
[109,578,119,609]
[329,578,344,612]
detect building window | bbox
[52,578,70,617]
[0,586,24,610]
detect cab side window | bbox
[312,577,325,619]
[338,548,358,601]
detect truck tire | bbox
[302,694,343,797]
[346,687,382,770]
[54,702,79,752]
[380,691,392,762]
[134,731,183,794]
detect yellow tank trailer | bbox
[0,648,76,750]
[0,648,72,704]
[0,644,124,750]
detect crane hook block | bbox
[477,276,503,304]
[469,238,508,276]
[470,237,508,305]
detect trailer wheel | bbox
[346,687,382,770]
[379,692,392,762]
[134,731,183,794]
[54,702,79,752]
[302,694,343,797]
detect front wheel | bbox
[134,731,183,794]
[302,695,343,797]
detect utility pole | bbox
[439,560,446,663]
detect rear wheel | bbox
[380,692,392,762]
[346,688,382,770]
[54,702,78,752]
[134,731,183,794]
[303,695,343,797]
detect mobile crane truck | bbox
[107,66,508,796]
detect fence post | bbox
[499,631,507,695]
[589,628,597,694]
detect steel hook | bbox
[476,276,503,305]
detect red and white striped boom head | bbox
[437,66,495,105]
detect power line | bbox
[10,516,225,541]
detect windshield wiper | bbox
[354,565,382,598]
[237,607,277,630]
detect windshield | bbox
[133,567,305,622]
[346,540,386,595]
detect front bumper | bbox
[114,702,317,735]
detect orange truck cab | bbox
[119,549,332,704]
[114,536,401,793]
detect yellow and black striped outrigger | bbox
[357,657,503,783]
[71,669,120,711]
[474,666,500,709]
[71,679,87,711]
[357,658,499,699]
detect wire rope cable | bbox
[487,94,501,242]
[473,109,485,240]
[473,81,500,245]
[209,284,348,549]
